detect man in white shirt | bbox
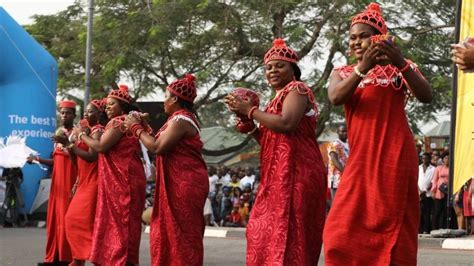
[240,167,255,190]
[208,166,219,193]
[418,152,436,234]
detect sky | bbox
[1,0,76,25]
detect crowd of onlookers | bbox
[204,166,259,227]
[418,149,474,235]
[141,164,259,228]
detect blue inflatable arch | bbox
[0,7,58,212]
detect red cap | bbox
[108,84,133,104]
[90,98,106,112]
[167,74,197,103]
[351,3,388,34]
[263,39,298,65]
[59,100,76,109]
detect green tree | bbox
[26,0,455,135]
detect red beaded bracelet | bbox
[248,106,258,119]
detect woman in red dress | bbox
[225,39,326,265]
[323,3,433,265]
[74,85,146,266]
[31,100,78,265]
[124,74,209,266]
[60,99,106,266]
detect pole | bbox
[84,0,94,110]
[447,0,462,229]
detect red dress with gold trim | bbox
[65,125,103,260]
[150,110,209,266]
[44,128,77,263]
[246,81,327,266]
[89,116,146,266]
[323,63,421,265]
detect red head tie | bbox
[91,98,106,112]
[351,2,388,35]
[167,73,197,103]
[59,100,77,109]
[108,84,133,104]
[264,38,298,65]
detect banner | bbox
[0,7,57,212]
[453,0,474,193]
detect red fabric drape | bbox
[150,110,209,266]
[65,125,103,260]
[89,116,146,266]
[246,81,327,266]
[44,132,77,263]
[323,65,420,265]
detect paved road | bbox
[1,228,473,265]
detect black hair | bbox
[291,63,302,81]
[441,151,449,159]
[118,100,140,114]
[422,152,432,159]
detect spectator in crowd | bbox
[431,150,442,166]
[217,166,231,186]
[229,173,241,191]
[453,189,465,229]
[242,182,253,208]
[208,166,219,193]
[418,152,436,234]
[231,187,242,206]
[431,152,450,229]
[226,204,243,227]
[204,193,214,226]
[463,177,474,235]
[238,196,251,226]
[239,167,255,190]
[327,124,349,203]
[219,186,233,226]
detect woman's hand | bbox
[224,93,253,117]
[376,40,406,68]
[52,135,69,145]
[452,45,474,70]
[358,42,383,73]
[123,114,141,130]
[72,124,89,138]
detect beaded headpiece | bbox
[351,2,388,35]
[167,74,197,103]
[263,39,298,65]
[59,100,76,109]
[90,98,106,112]
[108,84,133,104]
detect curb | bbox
[143,226,474,250]
[418,235,474,250]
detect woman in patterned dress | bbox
[74,85,146,266]
[124,74,209,266]
[323,3,432,265]
[225,39,326,265]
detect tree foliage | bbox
[26,0,455,134]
